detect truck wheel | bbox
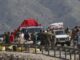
[66,42,70,46]
[55,43,57,46]
[67,43,70,46]
[61,43,64,46]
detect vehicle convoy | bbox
[49,22,71,46]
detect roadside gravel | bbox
[0,52,61,60]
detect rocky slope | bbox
[0,0,80,33]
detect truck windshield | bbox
[21,27,42,33]
[26,28,42,33]
[55,31,64,35]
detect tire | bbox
[61,43,64,46]
[66,41,70,46]
[55,42,58,46]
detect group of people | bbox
[3,32,14,44]
[65,26,80,47]
[1,26,80,51]
[2,29,54,51]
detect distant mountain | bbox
[0,0,80,33]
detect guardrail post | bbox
[59,47,62,58]
[74,50,76,60]
[48,46,50,56]
[27,44,30,53]
[21,44,23,52]
[54,46,56,57]
[40,46,43,54]
[70,50,72,60]
[79,51,80,60]
[35,44,37,54]
[65,48,67,59]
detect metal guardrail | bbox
[0,43,80,60]
[41,46,80,60]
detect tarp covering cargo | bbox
[48,22,64,29]
[20,18,40,28]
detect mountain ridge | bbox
[0,0,80,33]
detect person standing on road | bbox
[71,26,79,47]
[18,32,25,44]
[4,32,10,44]
[31,32,36,45]
[24,31,29,41]
[10,32,14,44]
[40,30,46,51]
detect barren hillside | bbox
[0,0,80,33]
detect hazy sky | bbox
[0,0,80,33]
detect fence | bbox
[0,43,80,60]
[41,46,80,60]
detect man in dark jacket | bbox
[4,32,10,44]
[24,32,29,41]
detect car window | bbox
[55,31,64,35]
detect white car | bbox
[54,29,71,46]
